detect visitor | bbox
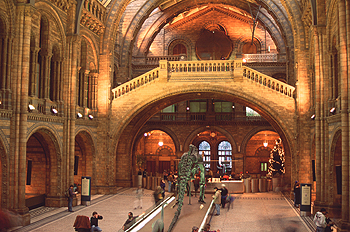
[220,184,228,208]
[324,211,334,232]
[293,181,301,208]
[134,186,143,209]
[203,223,220,232]
[168,171,174,192]
[123,212,138,230]
[90,211,103,232]
[67,184,76,212]
[226,193,235,210]
[192,226,199,232]
[194,174,200,197]
[213,187,221,216]
[313,208,327,232]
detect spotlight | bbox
[88,114,94,119]
[186,106,190,111]
[51,108,58,114]
[28,104,35,111]
[243,58,247,63]
[311,114,315,120]
[330,107,336,114]
[77,112,83,118]
[144,133,148,137]
[158,141,163,146]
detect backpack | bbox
[65,188,70,198]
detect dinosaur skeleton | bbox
[167,144,205,232]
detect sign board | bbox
[300,183,311,212]
[81,176,91,202]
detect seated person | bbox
[90,211,103,232]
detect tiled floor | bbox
[12,189,314,232]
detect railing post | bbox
[233,59,243,81]
[159,60,169,82]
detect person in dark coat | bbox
[293,181,301,207]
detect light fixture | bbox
[186,106,190,111]
[144,133,148,137]
[330,107,336,114]
[28,104,35,111]
[88,114,94,119]
[77,112,83,118]
[51,108,58,114]
[242,58,247,63]
[263,134,268,147]
[158,141,163,146]
[311,114,315,120]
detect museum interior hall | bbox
[0,0,350,230]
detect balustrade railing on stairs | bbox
[111,60,295,99]
[243,66,295,98]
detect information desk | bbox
[205,179,244,194]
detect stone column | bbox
[1,37,8,89]
[339,0,350,229]
[29,48,38,97]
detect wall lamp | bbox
[77,112,83,118]
[88,114,94,120]
[311,114,315,120]
[330,107,336,115]
[51,108,58,114]
[28,104,35,111]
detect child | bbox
[226,193,235,211]
[90,211,103,232]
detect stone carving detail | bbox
[50,0,70,12]
[80,11,105,35]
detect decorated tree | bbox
[268,138,285,177]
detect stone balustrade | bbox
[112,59,295,99]
[168,60,234,73]
[242,53,286,62]
[112,68,160,99]
[80,0,106,35]
[243,66,295,98]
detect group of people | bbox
[191,223,220,232]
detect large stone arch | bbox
[26,127,63,207]
[111,83,296,186]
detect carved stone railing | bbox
[112,68,160,99]
[242,53,286,62]
[132,55,186,65]
[112,59,294,99]
[243,66,295,98]
[168,59,243,81]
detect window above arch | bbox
[173,43,187,55]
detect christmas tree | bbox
[268,138,285,177]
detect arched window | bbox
[199,141,210,170]
[218,141,232,172]
[242,41,257,54]
[173,44,187,55]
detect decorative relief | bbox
[80,10,105,36]
[50,0,69,12]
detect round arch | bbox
[26,127,63,207]
[240,126,276,154]
[111,86,295,186]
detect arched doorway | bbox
[75,131,95,194]
[244,130,280,178]
[134,130,176,176]
[26,129,60,209]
